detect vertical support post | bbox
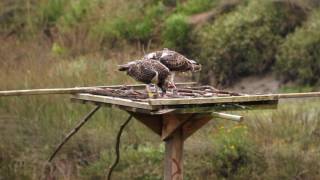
[164,128,184,180]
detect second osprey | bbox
[144,48,201,87]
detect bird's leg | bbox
[169,72,178,96]
[145,84,154,98]
[170,72,177,89]
[155,85,161,98]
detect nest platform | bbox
[72,83,279,114]
[71,83,279,180]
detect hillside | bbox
[1,0,320,179]
[1,0,320,89]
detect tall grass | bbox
[2,37,320,179]
[1,0,320,179]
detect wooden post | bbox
[164,127,184,180]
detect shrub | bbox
[162,13,190,51]
[211,125,266,179]
[92,1,165,45]
[275,9,320,85]
[59,0,94,28]
[177,0,219,15]
[38,0,66,26]
[196,0,307,85]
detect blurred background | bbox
[1,0,320,179]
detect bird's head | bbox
[188,59,202,72]
[118,61,137,71]
[144,52,156,60]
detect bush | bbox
[275,9,320,85]
[162,13,190,51]
[211,125,266,179]
[196,0,307,85]
[38,0,66,27]
[177,0,219,15]
[93,1,165,44]
[59,0,94,28]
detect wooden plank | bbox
[0,82,196,96]
[72,97,278,114]
[212,112,243,122]
[0,87,90,96]
[277,92,320,99]
[72,97,178,115]
[148,94,279,106]
[73,94,155,110]
[182,114,212,140]
[164,127,184,180]
[161,114,192,141]
[162,100,278,114]
[129,112,163,136]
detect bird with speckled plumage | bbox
[118,59,171,97]
[143,48,201,88]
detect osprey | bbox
[118,59,171,97]
[143,48,201,87]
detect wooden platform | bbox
[72,93,279,114]
[71,85,279,180]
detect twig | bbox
[107,115,133,180]
[48,105,101,162]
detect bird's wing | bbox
[127,61,157,84]
[160,51,190,71]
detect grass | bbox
[1,37,320,179]
[1,0,320,179]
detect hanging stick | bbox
[48,105,101,162]
[106,115,133,180]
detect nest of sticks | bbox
[84,85,244,100]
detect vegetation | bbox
[176,0,219,15]
[276,9,320,85]
[162,13,190,51]
[195,0,307,85]
[1,0,320,179]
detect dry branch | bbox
[48,105,101,162]
[106,115,133,180]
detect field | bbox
[1,0,320,179]
[1,39,320,180]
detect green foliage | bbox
[196,0,306,85]
[81,144,164,179]
[211,125,266,178]
[162,13,189,50]
[275,9,320,85]
[51,42,67,56]
[94,1,165,43]
[38,0,66,26]
[59,0,94,27]
[279,84,315,93]
[177,0,218,15]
